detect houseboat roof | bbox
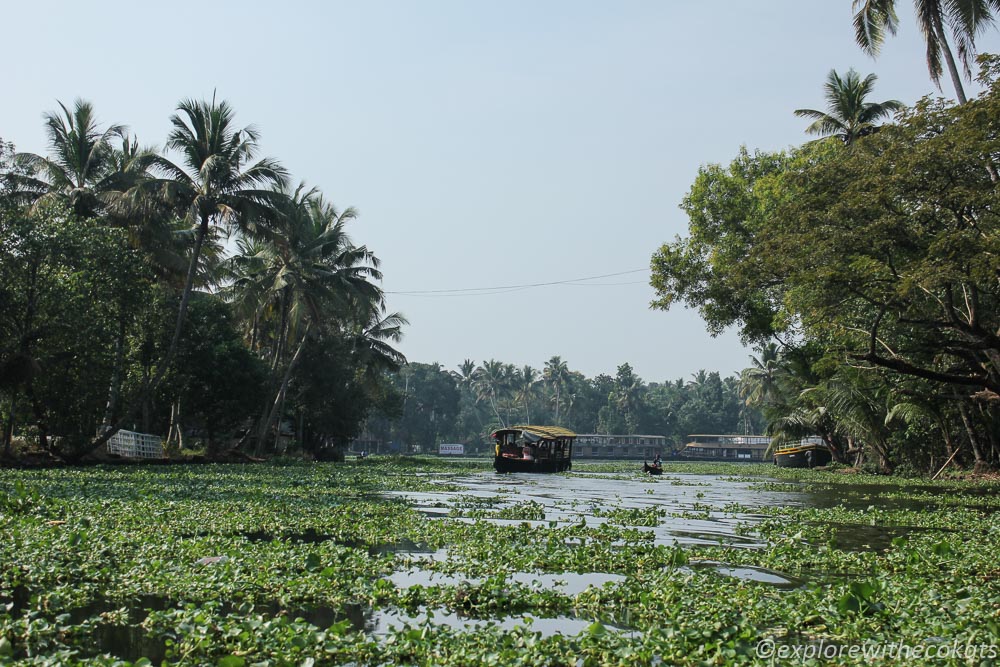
[491,425,577,440]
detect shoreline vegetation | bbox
[1,458,998,665]
[6,64,1000,476]
[4,59,1000,477]
[2,450,999,483]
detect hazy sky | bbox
[5,1,999,383]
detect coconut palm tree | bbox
[513,365,538,424]
[230,184,386,453]
[351,309,408,388]
[473,360,510,426]
[852,0,1000,104]
[739,342,785,407]
[543,356,569,424]
[10,102,175,437]
[794,69,904,145]
[612,363,644,434]
[452,360,477,391]
[91,97,289,454]
[11,99,126,217]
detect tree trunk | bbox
[166,401,178,450]
[932,17,968,104]
[141,362,151,434]
[166,400,184,452]
[2,396,15,457]
[554,384,561,424]
[257,322,312,456]
[87,219,209,455]
[821,433,845,464]
[957,398,986,468]
[101,306,127,427]
[24,382,49,452]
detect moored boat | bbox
[773,442,832,468]
[677,434,771,462]
[493,426,575,473]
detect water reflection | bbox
[387,471,804,549]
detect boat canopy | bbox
[491,425,576,441]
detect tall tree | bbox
[513,365,538,424]
[739,342,784,407]
[852,0,999,103]
[543,356,570,424]
[91,97,289,453]
[227,184,386,453]
[612,363,644,434]
[11,100,126,217]
[794,68,903,144]
[473,359,510,426]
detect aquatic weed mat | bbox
[1,460,998,665]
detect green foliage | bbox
[0,98,402,460]
[0,202,154,457]
[653,60,1000,471]
[166,294,269,450]
[1,461,997,665]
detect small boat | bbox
[643,462,663,475]
[493,425,575,473]
[773,442,832,468]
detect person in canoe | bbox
[643,453,663,475]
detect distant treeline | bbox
[364,358,762,453]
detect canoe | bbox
[643,462,663,475]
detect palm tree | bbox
[473,360,509,426]
[613,363,644,434]
[10,102,176,438]
[90,97,290,453]
[232,184,385,453]
[543,356,569,424]
[351,310,408,388]
[852,0,1000,104]
[807,371,895,472]
[513,365,538,424]
[739,342,784,407]
[12,99,126,217]
[452,360,477,390]
[794,69,904,145]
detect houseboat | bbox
[493,425,576,473]
[677,434,771,462]
[774,442,832,468]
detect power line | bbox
[385,268,650,296]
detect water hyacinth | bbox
[0,458,998,665]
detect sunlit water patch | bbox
[386,471,809,551]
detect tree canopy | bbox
[651,56,1000,472]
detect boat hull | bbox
[494,456,571,474]
[774,445,832,468]
[643,463,663,475]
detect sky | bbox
[5,1,999,384]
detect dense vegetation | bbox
[364,359,758,454]
[1,459,998,665]
[651,56,1000,475]
[0,101,405,462]
[3,5,998,474]
[0,105,752,463]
